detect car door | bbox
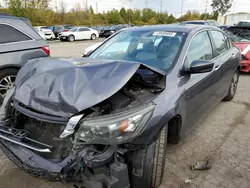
[78,28,91,39]
[183,30,222,132]
[209,30,239,97]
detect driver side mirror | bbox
[188,60,214,74]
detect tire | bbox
[150,125,168,188]
[129,125,168,188]
[223,69,239,101]
[91,34,96,40]
[68,35,75,42]
[0,68,18,104]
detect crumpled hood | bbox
[13,58,163,119]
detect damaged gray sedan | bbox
[0,24,240,188]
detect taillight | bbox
[63,29,69,32]
[242,54,248,60]
[42,46,50,56]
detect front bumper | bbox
[241,60,250,72]
[0,124,130,188]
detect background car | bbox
[227,20,250,40]
[181,20,220,26]
[103,24,131,38]
[225,30,250,72]
[0,15,49,102]
[51,24,73,38]
[33,26,55,40]
[33,27,46,40]
[58,26,99,42]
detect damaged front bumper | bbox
[0,124,130,188]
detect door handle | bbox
[214,65,220,70]
[231,53,236,58]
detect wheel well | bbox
[167,115,182,144]
[237,66,240,72]
[0,66,20,72]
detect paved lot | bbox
[0,41,250,188]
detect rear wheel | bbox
[223,70,239,101]
[91,34,96,40]
[0,68,18,104]
[68,35,75,42]
[130,125,168,188]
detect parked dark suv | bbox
[0,15,49,102]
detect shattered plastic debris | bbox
[190,159,212,171]
[185,179,198,184]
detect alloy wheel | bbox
[0,75,16,98]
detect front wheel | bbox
[68,35,75,42]
[91,34,96,40]
[129,125,168,188]
[223,70,239,101]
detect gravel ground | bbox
[0,40,250,188]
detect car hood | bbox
[234,42,250,58]
[13,58,165,119]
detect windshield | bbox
[69,27,78,32]
[90,30,185,71]
[225,30,250,42]
[236,21,250,27]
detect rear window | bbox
[0,24,32,44]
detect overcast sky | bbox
[54,0,250,17]
[0,0,249,17]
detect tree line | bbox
[0,0,232,26]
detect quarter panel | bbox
[0,49,48,68]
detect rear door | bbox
[209,30,238,97]
[184,30,222,132]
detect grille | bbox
[24,117,72,162]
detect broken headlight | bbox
[75,103,155,144]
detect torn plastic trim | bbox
[0,139,119,181]
[60,114,84,138]
[0,87,15,122]
[0,125,52,153]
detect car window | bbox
[79,28,90,31]
[186,31,213,65]
[223,34,231,49]
[0,24,31,44]
[210,31,228,56]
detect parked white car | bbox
[58,26,99,42]
[33,26,55,40]
[33,27,46,40]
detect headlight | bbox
[75,103,155,144]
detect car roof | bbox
[125,24,216,34]
[238,20,250,23]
